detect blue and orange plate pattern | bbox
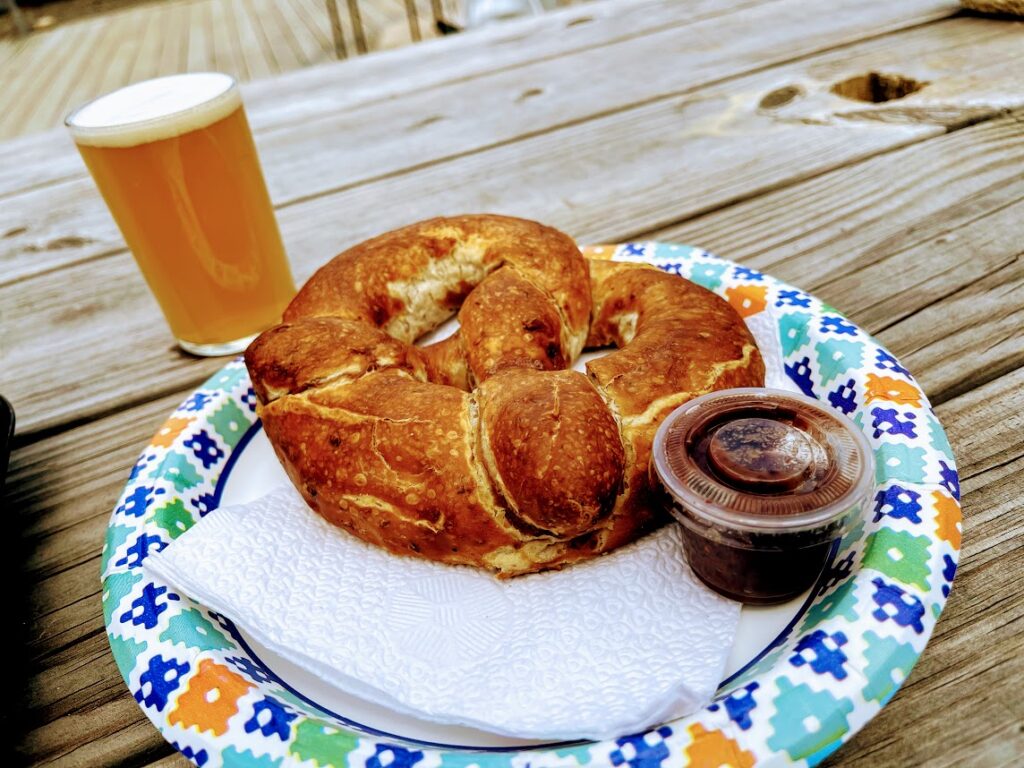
[103,243,961,767]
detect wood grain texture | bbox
[0,0,454,142]
[143,754,191,768]
[3,2,1023,766]
[8,392,189,765]
[3,161,1015,766]
[648,110,1024,407]
[823,369,1024,768]
[9,367,1020,767]
[874,252,1024,406]
[7,16,1023,438]
[0,0,779,202]
[1,0,962,284]
[6,14,1017,288]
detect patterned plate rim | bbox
[102,243,962,768]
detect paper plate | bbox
[102,243,961,767]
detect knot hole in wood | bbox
[831,72,929,103]
[759,85,804,109]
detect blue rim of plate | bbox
[102,243,961,768]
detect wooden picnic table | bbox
[3,0,1023,765]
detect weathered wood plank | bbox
[288,0,341,64]
[94,5,157,103]
[154,0,190,77]
[4,20,1022,437]
[10,110,1024,763]
[233,0,274,80]
[253,0,309,72]
[649,109,1024,283]
[143,753,188,768]
[0,0,765,201]
[35,15,124,139]
[928,366,1024,489]
[249,0,288,76]
[13,362,1021,767]
[5,392,189,741]
[691,174,1024,408]
[0,0,379,142]
[225,0,253,81]
[5,6,1022,766]
[0,29,71,139]
[230,0,948,135]
[0,34,29,71]
[296,0,344,57]
[13,397,191,583]
[18,694,173,768]
[879,256,1024,410]
[3,11,1013,292]
[6,115,1007,589]
[28,561,104,663]
[9,228,1024,765]
[0,248,229,438]
[66,14,133,123]
[186,0,212,73]
[127,2,168,84]
[0,0,943,202]
[8,393,191,764]
[823,369,1024,767]
[251,0,980,205]
[647,111,1024,404]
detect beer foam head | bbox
[67,73,241,147]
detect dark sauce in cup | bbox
[651,388,873,604]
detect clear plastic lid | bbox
[652,388,874,534]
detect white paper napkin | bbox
[744,305,790,392]
[144,304,788,741]
[146,483,739,741]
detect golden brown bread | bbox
[245,214,765,576]
[283,215,591,373]
[477,369,624,540]
[585,259,766,551]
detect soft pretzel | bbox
[245,215,764,576]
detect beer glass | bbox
[66,73,295,356]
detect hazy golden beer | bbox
[67,73,295,355]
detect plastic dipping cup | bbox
[651,388,874,605]
[66,73,295,356]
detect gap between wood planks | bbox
[8,7,1024,765]
[263,2,968,213]
[11,353,1023,767]
[6,14,1023,442]
[4,13,1017,294]
[0,0,969,284]
[11,197,1024,762]
[20,255,1022,764]
[646,106,1023,272]
[821,369,1024,766]
[10,120,1024,710]
[0,0,779,204]
[6,109,1023,447]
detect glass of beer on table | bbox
[66,73,295,356]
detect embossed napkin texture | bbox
[146,308,791,740]
[147,483,743,740]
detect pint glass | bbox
[66,73,295,355]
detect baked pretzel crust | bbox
[246,215,764,576]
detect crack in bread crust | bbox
[246,216,765,576]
